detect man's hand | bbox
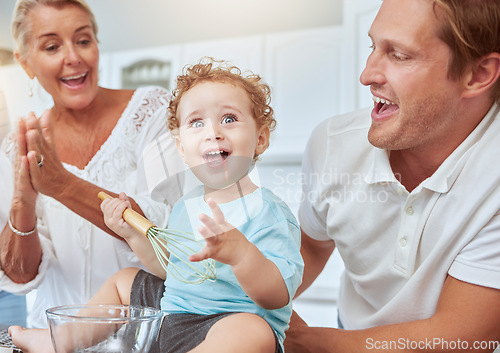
[285,310,315,353]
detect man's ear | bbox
[14,51,35,79]
[255,125,270,156]
[462,53,500,99]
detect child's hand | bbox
[100,192,137,240]
[190,198,251,265]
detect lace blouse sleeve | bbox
[131,87,184,228]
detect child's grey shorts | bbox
[130,269,281,353]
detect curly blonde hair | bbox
[168,58,276,137]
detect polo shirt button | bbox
[406,206,414,215]
[399,237,408,247]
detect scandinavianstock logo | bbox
[271,167,391,204]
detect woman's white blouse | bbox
[0,86,182,328]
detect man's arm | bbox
[295,228,336,298]
[286,275,500,352]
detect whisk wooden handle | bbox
[97,191,155,236]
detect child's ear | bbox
[15,51,35,79]
[174,135,185,161]
[255,125,270,156]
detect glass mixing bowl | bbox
[46,304,163,353]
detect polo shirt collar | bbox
[365,148,397,185]
[365,103,499,193]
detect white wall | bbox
[0,65,53,125]
[0,89,9,141]
[0,0,344,52]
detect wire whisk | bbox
[98,192,216,284]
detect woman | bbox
[0,0,182,328]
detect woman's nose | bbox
[63,45,82,65]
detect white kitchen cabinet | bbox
[101,45,182,91]
[263,26,347,158]
[101,27,348,160]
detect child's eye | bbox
[222,114,236,124]
[190,120,204,128]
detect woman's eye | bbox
[45,44,59,52]
[190,120,204,128]
[222,114,236,124]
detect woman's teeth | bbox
[61,73,86,82]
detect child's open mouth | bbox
[203,150,230,168]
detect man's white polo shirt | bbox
[299,104,500,329]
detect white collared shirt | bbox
[299,104,500,329]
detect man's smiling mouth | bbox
[372,95,399,115]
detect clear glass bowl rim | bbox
[46,304,163,323]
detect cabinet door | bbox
[263,27,346,158]
[103,45,182,91]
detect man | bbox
[285,0,500,352]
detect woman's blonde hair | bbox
[433,0,500,102]
[11,0,98,61]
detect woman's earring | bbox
[28,79,34,98]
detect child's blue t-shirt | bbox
[160,186,304,347]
